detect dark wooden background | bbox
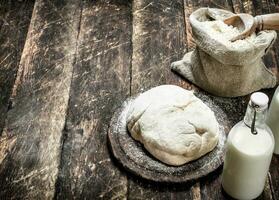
[0,0,278,199]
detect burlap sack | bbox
[171,8,277,97]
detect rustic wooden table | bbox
[0,0,278,199]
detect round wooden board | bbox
[108,92,228,183]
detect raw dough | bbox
[126,85,219,166]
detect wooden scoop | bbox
[224,13,279,41]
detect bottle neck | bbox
[244,101,267,129]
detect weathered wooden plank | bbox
[200,166,273,200]
[269,155,279,200]
[128,176,200,200]
[0,0,81,199]
[202,0,233,11]
[183,0,200,51]
[129,0,194,199]
[231,0,255,14]
[131,0,189,95]
[200,168,224,200]
[54,0,132,199]
[0,0,35,135]
[262,173,274,200]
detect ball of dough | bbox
[126,85,219,166]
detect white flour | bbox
[171,8,277,97]
[201,20,256,48]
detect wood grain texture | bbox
[131,0,189,95]
[200,168,224,200]
[129,0,193,199]
[54,0,132,199]
[231,0,255,14]
[0,0,35,135]
[128,177,199,200]
[0,0,81,198]
[270,155,279,200]
[0,0,277,199]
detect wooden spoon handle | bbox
[255,13,279,30]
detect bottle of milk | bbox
[221,92,274,200]
[266,86,279,154]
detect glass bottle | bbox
[266,86,279,154]
[221,92,275,200]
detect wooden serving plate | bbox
[108,92,228,183]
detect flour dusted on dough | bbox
[201,20,256,48]
[126,85,219,166]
